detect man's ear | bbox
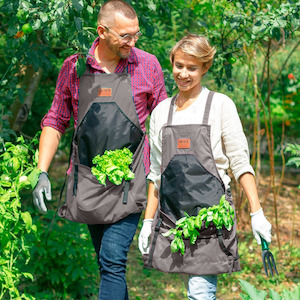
[97,25,106,39]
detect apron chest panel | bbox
[58,66,146,224]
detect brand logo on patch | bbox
[177,138,190,149]
[98,88,112,97]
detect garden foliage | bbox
[0,136,40,299]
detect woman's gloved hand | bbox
[250,208,272,244]
[138,219,153,254]
[32,172,52,214]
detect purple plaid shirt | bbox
[42,37,167,174]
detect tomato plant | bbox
[0,135,40,299]
[22,23,33,34]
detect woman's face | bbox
[172,50,207,94]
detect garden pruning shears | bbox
[260,236,278,277]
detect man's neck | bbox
[95,45,120,73]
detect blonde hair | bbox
[98,0,137,26]
[170,34,216,70]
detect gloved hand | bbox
[32,172,52,214]
[250,208,272,245]
[138,219,153,255]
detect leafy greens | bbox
[162,195,235,255]
[91,148,134,185]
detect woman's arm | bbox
[144,181,159,219]
[239,172,261,214]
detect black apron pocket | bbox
[160,154,225,221]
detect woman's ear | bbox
[202,63,210,76]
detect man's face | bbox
[103,13,140,59]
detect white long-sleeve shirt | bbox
[147,86,255,191]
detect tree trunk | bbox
[9,65,43,133]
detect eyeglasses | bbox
[103,25,142,44]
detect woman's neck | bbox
[176,87,202,111]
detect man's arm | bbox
[32,126,62,213]
[38,126,62,172]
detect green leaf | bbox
[76,56,86,78]
[170,239,179,253]
[21,211,32,232]
[27,168,41,189]
[162,228,176,237]
[238,279,267,300]
[178,238,185,255]
[22,272,34,281]
[176,216,187,226]
[51,20,59,36]
[72,0,83,12]
[269,289,281,300]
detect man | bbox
[32,1,167,299]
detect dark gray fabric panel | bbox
[143,193,240,275]
[161,124,223,186]
[59,71,146,224]
[76,102,143,167]
[78,73,140,130]
[161,154,225,222]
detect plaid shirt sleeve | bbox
[41,55,79,134]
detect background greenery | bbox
[0,0,299,299]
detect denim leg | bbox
[88,213,141,300]
[187,275,217,300]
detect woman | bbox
[138,34,272,299]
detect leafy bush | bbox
[239,279,300,299]
[0,135,40,299]
[23,214,99,299]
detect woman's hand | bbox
[138,219,153,254]
[250,208,272,244]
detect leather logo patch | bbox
[177,138,190,149]
[98,88,112,97]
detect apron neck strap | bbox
[167,95,178,125]
[202,91,215,125]
[167,91,215,125]
[82,62,128,75]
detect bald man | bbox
[32,1,167,299]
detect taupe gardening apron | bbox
[58,66,146,224]
[143,91,241,275]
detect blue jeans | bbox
[88,213,141,300]
[186,275,217,300]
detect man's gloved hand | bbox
[138,219,153,255]
[250,208,272,245]
[32,172,52,214]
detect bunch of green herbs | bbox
[162,195,235,255]
[91,148,134,185]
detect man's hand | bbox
[32,172,52,214]
[138,219,153,255]
[250,208,272,245]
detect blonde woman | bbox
[138,34,272,299]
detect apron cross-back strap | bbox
[147,218,163,269]
[202,91,215,124]
[167,91,215,125]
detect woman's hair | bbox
[170,34,216,70]
[98,0,137,26]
